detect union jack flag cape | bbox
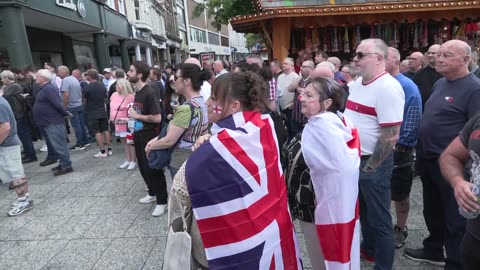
[302,112,361,270]
[185,111,302,270]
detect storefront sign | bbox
[56,0,86,18]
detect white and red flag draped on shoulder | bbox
[302,112,361,270]
[186,111,302,270]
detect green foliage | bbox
[192,0,255,31]
[245,33,263,49]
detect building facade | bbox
[186,0,231,63]
[0,0,131,71]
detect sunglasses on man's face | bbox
[354,52,380,60]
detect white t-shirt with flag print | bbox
[344,72,405,155]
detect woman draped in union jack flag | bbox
[169,71,302,270]
[300,77,361,270]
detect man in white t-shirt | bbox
[344,38,405,270]
[277,57,299,139]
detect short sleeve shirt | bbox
[417,74,480,158]
[60,75,83,108]
[84,81,107,119]
[0,97,20,147]
[344,72,405,155]
[133,84,161,132]
[459,112,480,240]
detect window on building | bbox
[190,28,207,44]
[221,36,229,47]
[134,0,140,20]
[176,6,186,30]
[208,32,220,45]
[106,0,115,9]
[118,0,126,14]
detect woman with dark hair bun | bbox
[167,71,302,269]
[300,77,361,269]
[146,63,209,178]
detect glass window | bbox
[208,32,220,45]
[176,6,186,29]
[190,28,207,44]
[134,0,140,20]
[119,0,126,14]
[221,36,229,47]
[73,42,97,71]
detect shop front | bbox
[0,0,130,70]
[230,0,480,61]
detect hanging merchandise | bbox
[332,27,339,52]
[413,22,420,48]
[323,28,328,52]
[370,25,375,38]
[454,22,466,40]
[354,26,361,49]
[402,24,410,50]
[393,23,399,48]
[312,28,320,49]
[305,27,313,50]
[344,26,350,53]
[421,21,429,48]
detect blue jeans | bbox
[16,117,36,159]
[359,155,395,270]
[68,105,88,145]
[43,124,72,169]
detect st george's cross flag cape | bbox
[185,111,302,270]
[302,112,361,270]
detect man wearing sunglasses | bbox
[344,38,405,270]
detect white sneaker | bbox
[40,145,48,152]
[152,204,167,217]
[107,149,113,156]
[139,195,156,204]
[119,160,130,169]
[94,152,108,158]
[127,162,137,171]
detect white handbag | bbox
[162,194,192,270]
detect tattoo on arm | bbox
[366,125,400,168]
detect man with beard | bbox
[127,61,166,217]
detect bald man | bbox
[412,44,442,110]
[399,60,410,74]
[327,56,346,84]
[311,65,334,79]
[405,40,480,268]
[213,60,228,78]
[403,51,424,79]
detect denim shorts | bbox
[390,148,414,201]
[0,145,25,183]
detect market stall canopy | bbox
[231,0,480,33]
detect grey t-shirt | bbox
[61,75,83,108]
[0,96,20,147]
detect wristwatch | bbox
[362,165,377,173]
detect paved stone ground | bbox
[0,140,441,269]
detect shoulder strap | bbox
[287,148,303,185]
[112,97,126,121]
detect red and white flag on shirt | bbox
[302,112,361,270]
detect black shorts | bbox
[87,118,109,134]
[390,147,414,201]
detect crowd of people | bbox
[1,36,480,270]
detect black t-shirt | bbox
[133,84,161,132]
[417,74,480,159]
[84,81,107,119]
[459,112,480,240]
[413,65,443,110]
[403,71,416,80]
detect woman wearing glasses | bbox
[300,77,361,269]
